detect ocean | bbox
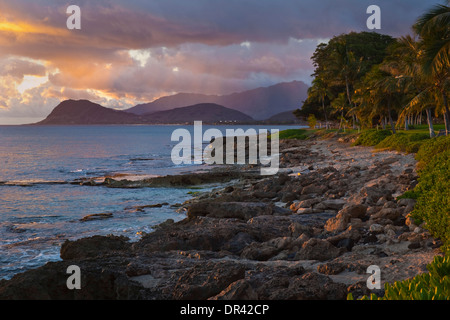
[0,124,300,280]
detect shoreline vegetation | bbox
[336,126,449,299]
[0,127,448,300]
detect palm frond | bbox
[414,4,450,36]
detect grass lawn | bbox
[278,125,447,154]
[275,128,310,140]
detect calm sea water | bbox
[0,124,300,280]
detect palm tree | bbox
[413,1,450,135]
[413,1,450,77]
[356,63,404,134]
[308,77,334,129]
[352,84,376,129]
[331,92,349,131]
[406,89,437,137]
[376,72,403,134]
[328,40,362,109]
[386,36,440,137]
[322,39,365,130]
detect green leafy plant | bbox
[375,132,430,153]
[412,150,450,246]
[396,189,421,200]
[415,135,450,169]
[277,129,309,140]
[353,129,392,146]
[348,255,450,300]
[307,114,317,129]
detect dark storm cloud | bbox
[1,0,432,51]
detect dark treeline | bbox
[295,1,449,137]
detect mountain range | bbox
[126,80,308,120]
[35,81,309,125]
[35,101,254,125]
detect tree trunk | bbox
[345,77,352,107]
[345,77,356,129]
[444,112,450,136]
[388,109,396,134]
[426,108,436,138]
[405,114,409,130]
[387,99,396,134]
[442,92,450,136]
[322,97,329,130]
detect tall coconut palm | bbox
[413,1,450,134]
[324,40,364,130]
[413,1,450,77]
[308,77,334,129]
[376,73,403,134]
[328,40,362,109]
[352,84,376,128]
[406,88,438,137]
[385,35,441,137]
[358,63,404,134]
[331,92,349,131]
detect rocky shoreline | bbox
[0,134,441,300]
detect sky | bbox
[0,0,437,124]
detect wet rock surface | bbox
[0,135,440,300]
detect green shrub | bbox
[415,149,450,193]
[415,135,450,169]
[353,129,392,146]
[412,150,450,246]
[277,129,309,140]
[396,189,421,200]
[307,114,317,129]
[375,132,430,153]
[348,255,450,300]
